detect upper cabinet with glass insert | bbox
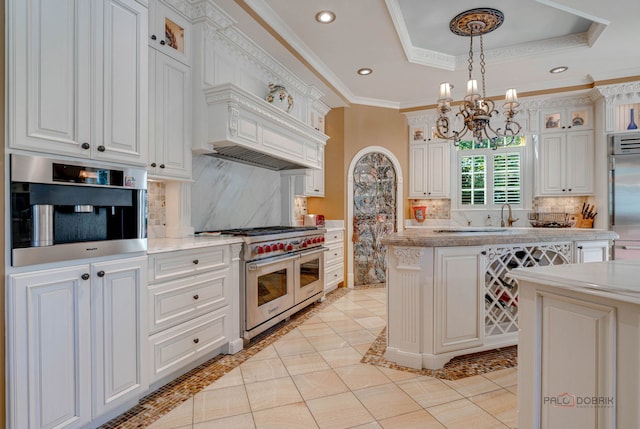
[540,105,593,133]
[149,1,191,65]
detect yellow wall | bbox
[307,104,410,221]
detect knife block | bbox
[575,214,594,228]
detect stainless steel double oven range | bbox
[201,226,327,342]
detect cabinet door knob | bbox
[159,164,166,169]
[480,250,487,255]
[150,162,157,167]
[193,259,199,265]
[151,34,157,40]
[81,142,90,150]
[578,245,583,249]
[97,145,105,152]
[160,40,166,45]
[81,273,90,280]
[97,270,105,278]
[193,294,199,300]
[193,338,199,344]
[568,188,572,192]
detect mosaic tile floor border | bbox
[360,327,518,380]
[100,287,352,429]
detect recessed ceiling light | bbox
[315,10,335,24]
[549,66,568,74]
[357,68,372,76]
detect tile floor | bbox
[147,288,517,429]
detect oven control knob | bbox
[313,237,319,243]
[286,244,293,251]
[271,244,279,252]
[302,240,308,248]
[256,246,265,254]
[279,243,285,250]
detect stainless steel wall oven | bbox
[10,154,147,266]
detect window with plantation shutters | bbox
[457,137,526,208]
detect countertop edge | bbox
[511,260,640,305]
[381,228,618,247]
[147,236,245,254]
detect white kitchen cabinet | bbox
[536,130,594,196]
[8,265,92,429]
[8,0,148,166]
[324,227,345,294]
[409,142,450,198]
[574,240,610,263]
[434,247,483,353]
[296,147,325,197]
[147,244,242,384]
[7,256,148,429]
[517,279,616,428]
[541,105,593,132]
[149,0,191,65]
[91,257,148,417]
[148,49,192,179]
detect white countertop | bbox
[147,235,244,254]
[512,259,640,304]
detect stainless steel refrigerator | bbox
[610,132,640,259]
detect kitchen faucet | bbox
[501,203,519,227]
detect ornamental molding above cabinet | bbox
[199,83,327,170]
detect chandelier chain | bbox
[467,35,474,81]
[480,35,486,98]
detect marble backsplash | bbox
[190,155,282,231]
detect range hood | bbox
[198,83,327,171]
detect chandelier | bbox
[435,8,521,148]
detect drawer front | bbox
[326,262,344,287]
[149,309,229,383]
[149,246,229,283]
[149,268,230,334]
[325,243,344,265]
[325,229,344,244]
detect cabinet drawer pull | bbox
[193,338,199,344]
[268,306,280,314]
[577,245,583,249]
[334,253,338,256]
[97,145,105,152]
[81,273,90,280]
[150,162,157,167]
[81,142,90,150]
[97,270,105,277]
[193,259,199,265]
[160,164,166,169]
[193,294,199,300]
[480,250,487,255]
[160,40,166,45]
[151,34,157,40]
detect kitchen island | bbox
[381,227,618,370]
[512,259,640,429]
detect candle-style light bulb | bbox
[467,79,479,96]
[439,82,452,101]
[505,88,518,103]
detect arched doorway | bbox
[347,147,403,287]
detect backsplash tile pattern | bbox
[532,196,594,217]
[409,199,451,220]
[147,181,166,228]
[294,196,307,225]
